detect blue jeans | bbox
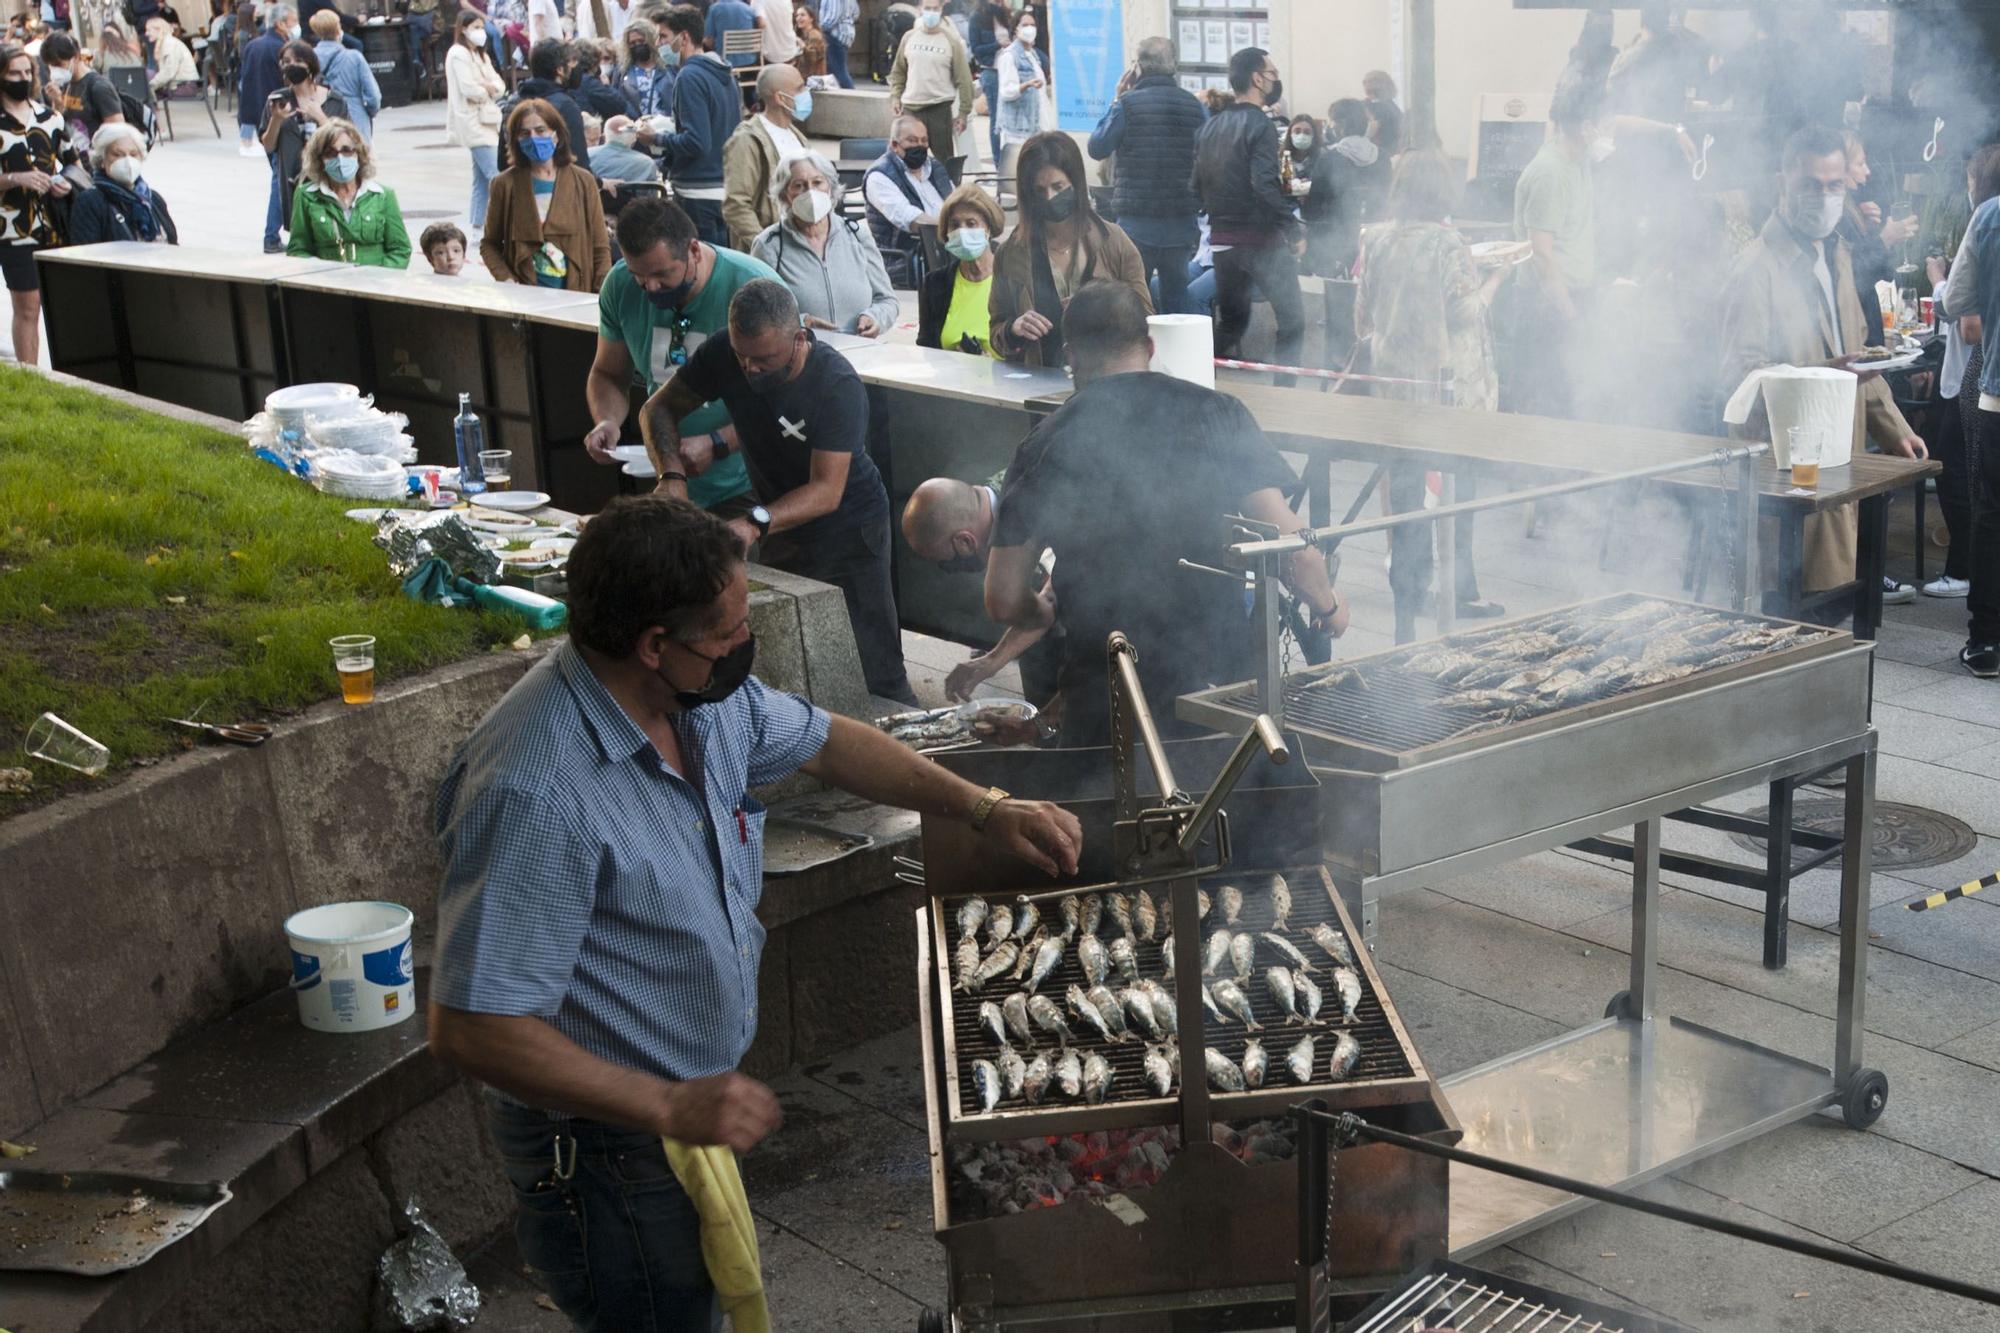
[486,1094,717,1333]
[1154,261,1214,318]
[405,10,434,74]
[678,197,728,248]
[265,151,285,246]
[825,33,853,88]
[1130,239,1193,316]
[469,144,498,227]
[979,67,999,164]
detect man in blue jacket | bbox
[1087,36,1204,314]
[516,38,593,171]
[237,1,289,157]
[650,5,738,246]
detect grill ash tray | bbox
[929,866,1436,1140]
[1348,1259,1690,1332]
[0,1169,233,1276]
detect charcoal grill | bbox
[1339,1260,1688,1332]
[1176,595,1888,1261]
[910,638,1460,1331]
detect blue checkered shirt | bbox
[433,642,829,1086]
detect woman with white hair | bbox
[749,149,897,338]
[69,123,178,244]
[286,118,410,267]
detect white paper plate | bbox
[622,458,660,478]
[1856,349,1924,373]
[609,444,650,464]
[344,507,388,523]
[472,491,552,512]
[462,509,541,532]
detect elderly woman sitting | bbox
[286,118,412,267]
[749,149,898,338]
[69,124,179,245]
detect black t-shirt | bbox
[65,71,125,136]
[677,330,886,543]
[260,86,349,220]
[994,371,1297,731]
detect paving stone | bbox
[1893,673,2000,729]
[1374,889,1631,1030]
[1937,1017,2000,1072]
[1871,655,1960,697]
[1371,961,1568,1079]
[1425,848,1645,931]
[1872,623,1971,667]
[1871,752,2000,836]
[1864,890,2000,984]
[1851,1178,2000,1293]
[1939,738,2000,777]
[783,878,928,1063]
[759,1218,934,1330]
[799,1026,930,1130]
[1670,1117,1982,1243]
[1509,1176,1999,1333]
[1481,1246,1687,1327]
[1850,1033,2000,1177]
[1869,701,2000,762]
[1565,888,2000,1049]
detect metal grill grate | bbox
[941,869,1413,1121]
[1350,1264,1680,1332]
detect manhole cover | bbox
[1729,800,1977,870]
[400,209,459,220]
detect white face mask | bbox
[790,186,833,225]
[107,155,141,185]
[51,66,72,87]
[919,8,943,28]
[1589,135,1615,163]
[467,26,487,45]
[599,62,613,80]
[1789,188,1844,240]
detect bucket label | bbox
[330,978,358,1021]
[363,940,414,988]
[291,949,322,992]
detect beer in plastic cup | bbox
[1786,426,1821,490]
[478,450,512,488]
[329,635,377,705]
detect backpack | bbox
[118,92,157,149]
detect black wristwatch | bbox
[748,505,772,537]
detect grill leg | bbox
[1835,748,1875,1082]
[1763,777,1795,969]
[1435,473,1458,637]
[1627,817,1661,1021]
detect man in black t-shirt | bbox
[40,32,126,140]
[642,278,916,704]
[986,281,1348,746]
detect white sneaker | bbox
[1923,575,1970,598]
[238,142,260,158]
[1882,576,1917,605]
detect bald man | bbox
[902,475,1061,705]
[722,63,810,249]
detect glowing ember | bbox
[947,1120,1299,1222]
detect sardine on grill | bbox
[1242,1037,1268,1089]
[1161,932,1176,980]
[1120,986,1165,1040]
[1269,874,1293,931]
[1106,891,1134,938]
[1078,933,1110,988]
[1012,895,1040,941]
[1083,1051,1113,1104]
[1023,1052,1052,1103]
[1027,933,1065,993]
[1026,993,1069,1043]
[985,998,1014,1045]
[1136,979,1178,1035]
[1229,931,1256,980]
[954,935,983,992]
[1328,1030,1361,1080]
[1059,893,1081,941]
[1211,977,1262,1030]
[1262,931,1317,974]
[1080,892,1103,938]
[1087,984,1131,1041]
[998,1047,1027,1099]
[1307,922,1354,968]
[1200,980,1224,1023]
[971,940,1020,989]
[972,1058,1001,1112]
[1294,969,1323,1022]
[1198,888,1212,921]
[1109,936,1139,985]
[1286,1035,1316,1085]
[1067,984,1117,1043]
[1134,889,1158,942]
[1144,1044,1176,1096]
[1205,1047,1247,1092]
[1012,927,1043,981]
[958,897,990,943]
[1219,884,1244,924]
[985,904,1013,950]
[1203,928,1234,975]
[1332,966,1363,1022]
[1054,1048,1083,1099]
[1265,966,1300,1023]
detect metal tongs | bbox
[167,717,273,746]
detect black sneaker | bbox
[1882,576,1916,605]
[1963,643,2000,678]
[262,238,285,254]
[1456,599,1508,619]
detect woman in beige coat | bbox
[480,99,612,291]
[444,11,505,226]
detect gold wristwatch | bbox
[969,785,1009,832]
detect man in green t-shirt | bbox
[584,199,772,514]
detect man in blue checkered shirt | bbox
[431,495,1080,1331]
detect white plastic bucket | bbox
[284,901,415,1033]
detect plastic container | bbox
[284,901,415,1032]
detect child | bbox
[420,222,470,276]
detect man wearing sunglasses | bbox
[584,197,774,519]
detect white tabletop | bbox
[39,242,349,282]
[276,265,603,325]
[835,339,1074,409]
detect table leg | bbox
[1835,748,1875,1082]
[1775,509,1804,620]
[1854,494,1890,642]
[1762,777,1794,970]
[1435,473,1457,638]
[1628,817,1661,1021]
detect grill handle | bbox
[1176,714,1289,856]
[1108,632,1183,820]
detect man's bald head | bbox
[902,478,993,566]
[757,61,803,111]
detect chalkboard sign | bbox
[1476,118,1546,181]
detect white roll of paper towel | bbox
[1147,313,1216,389]
[1721,364,1856,470]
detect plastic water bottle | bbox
[453,393,487,495]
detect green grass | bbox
[0,368,535,811]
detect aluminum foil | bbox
[373,512,503,584]
[371,1199,481,1332]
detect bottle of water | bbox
[453,393,487,495]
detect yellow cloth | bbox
[941,269,999,358]
[663,1138,769,1333]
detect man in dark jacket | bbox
[516,39,594,171]
[1087,36,1204,314]
[649,5,738,246]
[238,5,289,152]
[1193,46,1303,384]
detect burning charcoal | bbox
[1138,1141,1171,1174]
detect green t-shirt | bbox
[1513,140,1594,291]
[598,246,781,508]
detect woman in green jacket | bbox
[286,118,412,268]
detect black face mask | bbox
[629,40,653,60]
[1039,185,1076,222]
[0,77,32,102]
[645,248,699,310]
[673,635,756,708]
[1263,76,1283,107]
[901,144,928,170]
[282,63,311,85]
[743,336,801,393]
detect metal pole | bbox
[1408,0,1437,150]
[1109,634,1181,804]
[1735,446,1761,613]
[1257,552,1285,727]
[1177,715,1288,856]
[1628,817,1660,1021]
[1835,748,1875,1081]
[1231,444,1771,560]
[1434,472,1457,637]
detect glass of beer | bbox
[329,635,377,705]
[1786,426,1821,489]
[478,450,512,489]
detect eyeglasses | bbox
[328,147,358,158]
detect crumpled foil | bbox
[371,1199,481,1332]
[373,512,502,585]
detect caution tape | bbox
[1211,357,1436,388]
[1906,870,2000,912]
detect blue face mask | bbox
[661,44,681,68]
[519,133,557,163]
[325,152,359,183]
[789,88,812,121]
[944,225,987,261]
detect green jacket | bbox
[286,179,412,269]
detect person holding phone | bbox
[258,39,346,252]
